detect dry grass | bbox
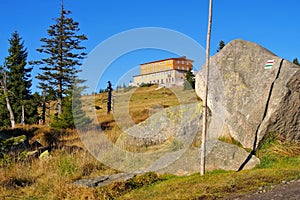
[264,138,300,157]
[4,87,299,199]
[0,135,118,199]
[0,85,199,199]
[81,85,198,143]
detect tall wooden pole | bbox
[200,0,213,176]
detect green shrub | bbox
[0,153,15,168]
[1,176,35,189]
[129,172,159,188]
[140,83,155,87]
[97,172,160,199]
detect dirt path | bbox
[228,179,300,200]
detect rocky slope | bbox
[113,102,259,175]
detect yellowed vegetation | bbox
[0,85,200,199]
[81,85,198,143]
[4,87,299,199]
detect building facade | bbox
[131,56,193,87]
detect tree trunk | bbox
[41,90,46,125]
[57,62,63,115]
[21,105,25,125]
[57,8,64,116]
[5,93,15,129]
[57,95,62,115]
[200,0,213,176]
[2,71,15,129]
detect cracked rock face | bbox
[196,39,300,149]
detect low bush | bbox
[140,83,155,87]
[96,172,160,199]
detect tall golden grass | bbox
[0,85,199,199]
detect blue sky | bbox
[1,0,299,93]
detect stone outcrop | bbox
[73,139,260,187]
[0,135,29,156]
[74,172,138,187]
[112,102,259,175]
[116,103,201,151]
[196,39,300,149]
[158,140,259,175]
[205,140,259,171]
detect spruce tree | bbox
[51,83,91,129]
[183,69,195,90]
[293,58,300,66]
[32,4,87,116]
[217,40,225,52]
[4,31,36,125]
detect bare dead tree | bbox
[0,69,15,129]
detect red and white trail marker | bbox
[265,59,274,69]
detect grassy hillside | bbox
[1,86,300,199]
[81,85,199,143]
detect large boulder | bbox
[112,102,260,174]
[116,103,201,150]
[0,135,29,156]
[196,39,300,149]
[157,140,259,175]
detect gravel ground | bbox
[226,179,300,200]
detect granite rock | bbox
[196,39,300,149]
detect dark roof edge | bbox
[140,56,194,65]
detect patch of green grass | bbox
[56,154,79,178]
[256,132,300,169]
[119,162,300,199]
[116,133,300,199]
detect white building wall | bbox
[132,69,186,87]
